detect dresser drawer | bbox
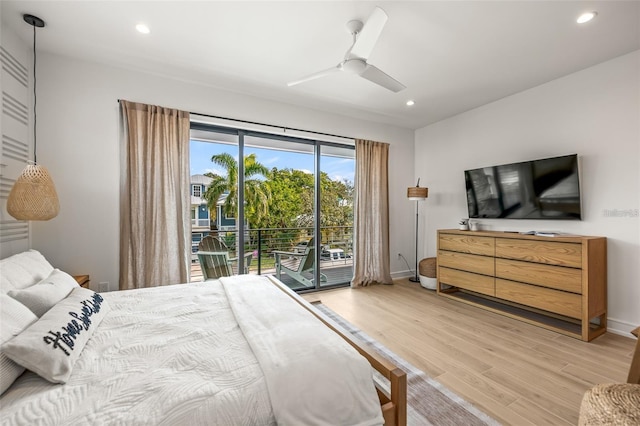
[495,258,582,293]
[495,238,582,268]
[439,267,495,296]
[438,250,495,276]
[439,234,495,256]
[495,279,582,319]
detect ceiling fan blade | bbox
[360,64,406,92]
[349,7,388,60]
[287,66,340,87]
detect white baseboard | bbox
[606,317,639,337]
[391,269,413,280]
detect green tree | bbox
[203,153,270,227]
[320,177,353,227]
[253,167,353,234]
[269,169,312,228]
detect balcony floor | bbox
[190,260,353,290]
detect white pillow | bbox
[0,249,54,294]
[8,269,79,317]
[3,287,110,384]
[0,294,38,394]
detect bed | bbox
[0,250,406,425]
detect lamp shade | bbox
[7,164,59,221]
[407,186,428,200]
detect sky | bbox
[190,140,355,183]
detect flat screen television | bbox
[465,154,581,220]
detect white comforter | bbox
[1,276,383,426]
[222,275,383,426]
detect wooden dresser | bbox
[437,229,607,341]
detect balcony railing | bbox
[191,219,210,228]
[190,226,353,285]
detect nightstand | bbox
[73,274,90,289]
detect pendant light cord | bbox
[32,22,37,165]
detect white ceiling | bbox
[2,1,639,129]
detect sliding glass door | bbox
[243,134,316,290]
[318,144,355,288]
[189,123,354,291]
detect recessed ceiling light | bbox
[406,100,415,106]
[136,23,150,34]
[577,12,597,24]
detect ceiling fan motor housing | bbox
[341,59,367,74]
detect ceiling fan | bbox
[287,7,406,93]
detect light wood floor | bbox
[314,279,636,426]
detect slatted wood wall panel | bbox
[0,41,31,258]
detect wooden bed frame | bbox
[268,276,408,426]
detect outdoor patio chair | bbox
[273,238,327,288]
[197,250,233,280]
[197,236,253,280]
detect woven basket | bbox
[419,257,437,278]
[578,383,640,425]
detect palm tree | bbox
[203,153,270,227]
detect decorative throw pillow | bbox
[3,287,110,384]
[8,269,79,317]
[0,294,38,394]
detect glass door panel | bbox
[243,134,317,290]
[189,128,239,281]
[319,144,355,288]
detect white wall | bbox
[415,51,640,335]
[31,52,415,290]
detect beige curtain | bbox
[351,139,393,287]
[119,101,190,290]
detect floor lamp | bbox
[407,179,428,282]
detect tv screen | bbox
[465,154,581,220]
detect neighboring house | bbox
[190,174,240,253]
[190,174,212,230]
[213,192,239,231]
[190,174,238,231]
[190,174,212,254]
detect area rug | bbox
[315,304,500,426]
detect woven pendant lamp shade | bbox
[7,164,59,221]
